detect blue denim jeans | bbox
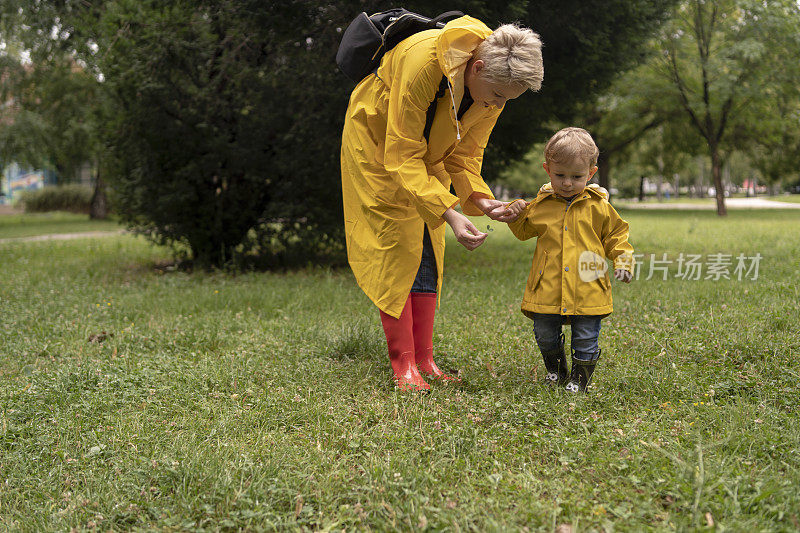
[410,225,437,294]
[533,313,602,361]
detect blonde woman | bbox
[341,16,544,391]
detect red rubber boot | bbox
[410,292,460,382]
[379,297,430,391]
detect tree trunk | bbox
[674,173,680,199]
[723,162,731,198]
[90,171,109,220]
[638,175,645,202]
[656,153,664,202]
[710,145,727,216]
[695,157,704,198]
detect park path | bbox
[0,230,126,244]
[617,197,800,209]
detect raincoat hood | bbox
[435,16,493,140]
[435,16,493,82]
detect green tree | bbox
[0,22,109,217]
[578,62,668,195]
[651,0,800,215]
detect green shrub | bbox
[18,184,94,214]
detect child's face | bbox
[543,159,598,198]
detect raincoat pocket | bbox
[596,272,611,292]
[528,251,547,292]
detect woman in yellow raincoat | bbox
[341,16,544,390]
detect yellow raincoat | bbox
[508,183,634,318]
[341,16,501,318]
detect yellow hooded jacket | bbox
[508,183,635,318]
[341,16,500,318]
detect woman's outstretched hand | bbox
[442,208,487,251]
[471,195,528,222]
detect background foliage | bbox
[17,183,95,214]
[501,0,800,204]
[1,0,677,267]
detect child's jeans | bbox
[533,313,602,361]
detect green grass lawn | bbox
[1,209,798,531]
[766,195,800,204]
[618,194,800,206]
[617,197,714,205]
[0,212,122,239]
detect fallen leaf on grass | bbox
[555,524,573,533]
[88,332,113,343]
[705,512,714,527]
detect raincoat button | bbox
[565,267,569,272]
[563,307,567,312]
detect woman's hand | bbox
[442,208,487,251]
[471,195,528,222]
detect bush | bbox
[18,184,94,214]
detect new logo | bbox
[578,251,608,282]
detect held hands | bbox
[614,269,633,283]
[471,196,528,222]
[442,208,487,251]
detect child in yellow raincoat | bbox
[341,16,544,391]
[508,128,635,392]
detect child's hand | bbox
[614,269,632,283]
[505,199,528,220]
[472,196,527,222]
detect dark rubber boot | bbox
[565,349,601,393]
[541,333,568,385]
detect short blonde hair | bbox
[544,127,599,167]
[473,23,544,92]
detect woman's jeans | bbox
[533,313,602,361]
[410,225,437,294]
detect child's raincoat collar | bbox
[534,183,609,205]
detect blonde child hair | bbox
[473,23,544,92]
[544,127,599,167]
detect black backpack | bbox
[336,8,464,142]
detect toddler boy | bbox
[508,127,634,392]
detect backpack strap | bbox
[431,11,464,27]
[423,75,449,143]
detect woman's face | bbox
[464,60,527,109]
